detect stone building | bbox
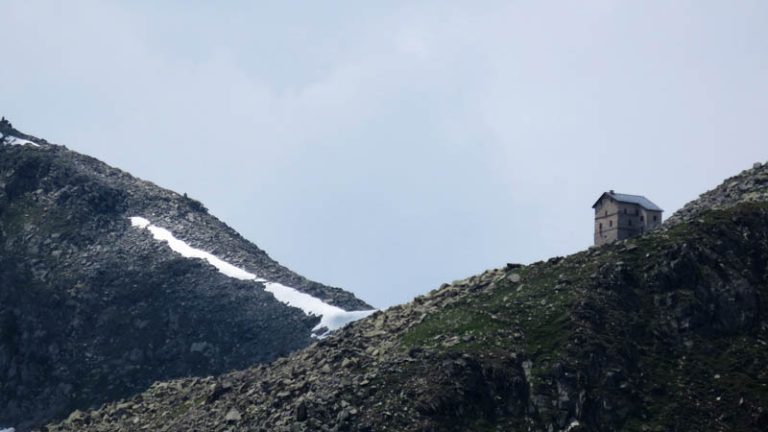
[593,190,663,246]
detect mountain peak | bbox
[0,116,12,133]
[0,133,372,430]
[0,117,47,147]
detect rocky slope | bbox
[664,162,768,227]
[0,122,373,430]
[41,161,768,432]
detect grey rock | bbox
[224,408,242,422]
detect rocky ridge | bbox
[42,160,768,432]
[0,126,372,430]
[664,161,768,226]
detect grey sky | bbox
[2,1,766,308]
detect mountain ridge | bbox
[0,126,372,430]
[39,160,768,431]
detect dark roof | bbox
[592,191,663,212]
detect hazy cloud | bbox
[2,1,767,307]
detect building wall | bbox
[616,203,644,240]
[643,209,662,230]
[594,196,662,246]
[594,197,620,245]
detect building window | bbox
[635,209,639,215]
[599,223,603,231]
[653,215,658,221]
[609,220,613,227]
[624,208,627,214]
[640,215,644,222]
[605,211,608,216]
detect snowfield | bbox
[1,427,15,432]
[129,217,375,336]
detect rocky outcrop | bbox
[0,131,372,430]
[664,161,768,226]
[42,161,768,431]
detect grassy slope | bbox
[397,202,768,431]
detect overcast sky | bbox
[2,1,766,308]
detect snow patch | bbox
[264,282,375,333]
[129,217,375,336]
[129,216,151,229]
[131,217,257,281]
[1,427,16,432]
[2,135,39,147]
[564,420,580,432]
